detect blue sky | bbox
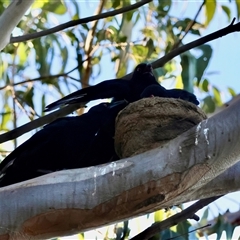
[77,1,240,102]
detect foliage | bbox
[0,0,239,239]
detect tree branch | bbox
[0,103,86,144]
[0,0,34,50]
[10,0,152,44]
[0,58,90,91]
[131,196,221,240]
[81,0,107,99]
[0,66,90,91]
[151,18,238,69]
[1,96,240,239]
[172,1,205,49]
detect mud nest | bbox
[114,97,207,158]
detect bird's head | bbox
[130,63,159,100]
[133,63,154,79]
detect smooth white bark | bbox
[0,0,34,50]
[0,97,240,239]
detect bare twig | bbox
[13,95,33,120]
[173,1,205,49]
[0,58,90,91]
[0,71,88,91]
[10,46,19,148]
[10,0,152,44]
[131,196,222,240]
[82,0,107,92]
[168,224,211,240]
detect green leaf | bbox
[228,87,236,97]
[209,216,224,240]
[235,0,240,19]
[200,207,209,225]
[176,220,191,240]
[196,44,213,85]
[146,39,155,59]
[1,105,11,131]
[77,233,84,240]
[112,0,121,9]
[160,229,184,240]
[17,43,28,65]
[221,5,231,22]
[174,18,203,36]
[70,0,80,19]
[24,87,35,109]
[41,94,46,114]
[126,10,134,21]
[31,0,46,9]
[116,63,128,78]
[107,25,118,41]
[157,0,172,17]
[60,46,68,72]
[43,2,67,15]
[202,95,216,113]
[213,86,222,106]
[141,28,156,39]
[225,222,235,239]
[202,79,209,92]
[154,209,166,222]
[180,52,196,93]
[132,45,148,62]
[34,39,49,75]
[204,0,217,26]
[154,67,166,82]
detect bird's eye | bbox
[137,68,142,72]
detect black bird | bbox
[44,63,159,112]
[140,84,199,105]
[0,101,128,187]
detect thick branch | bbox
[0,97,240,239]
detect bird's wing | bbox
[140,84,168,98]
[44,79,130,112]
[168,89,199,105]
